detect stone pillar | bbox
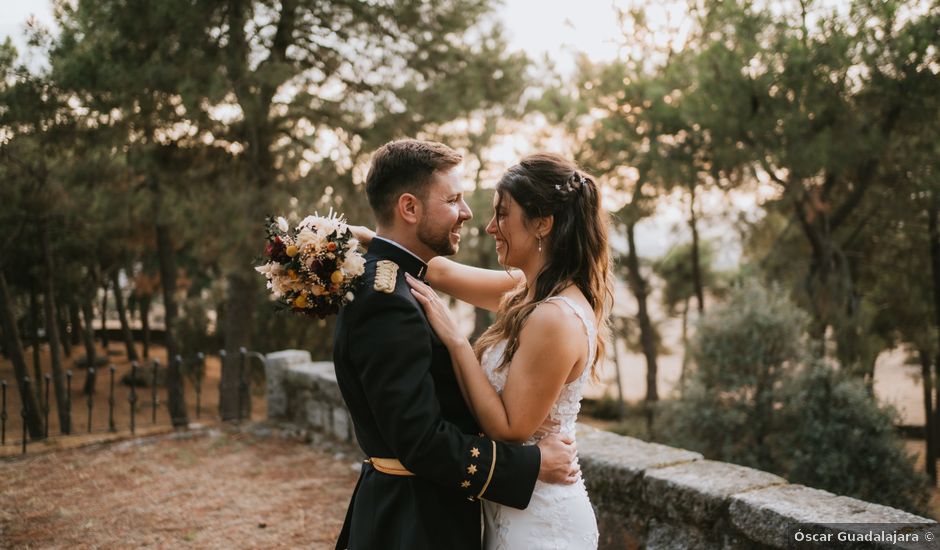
[264,350,312,419]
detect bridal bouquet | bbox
[255,210,365,318]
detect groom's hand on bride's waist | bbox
[536,434,580,485]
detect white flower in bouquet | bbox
[299,208,345,239]
[271,273,296,298]
[341,253,366,276]
[254,262,280,277]
[297,214,318,230]
[316,219,340,239]
[296,227,325,251]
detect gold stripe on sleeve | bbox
[476,440,498,499]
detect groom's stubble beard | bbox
[417,216,459,257]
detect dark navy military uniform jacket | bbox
[333,237,540,550]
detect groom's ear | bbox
[397,192,422,225]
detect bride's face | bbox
[485,190,538,269]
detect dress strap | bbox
[542,296,597,374]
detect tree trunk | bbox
[934,359,940,487]
[792,193,832,353]
[68,297,82,346]
[155,209,188,428]
[688,184,705,314]
[100,281,109,350]
[611,334,626,421]
[920,348,936,483]
[679,296,690,391]
[110,271,139,362]
[752,355,778,470]
[0,271,45,439]
[221,271,254,420]
[218,0,298,421]
[38,218,69,434]
[928,197,940,477]
[625,222,659,435]
[29,281,43,402]
[139,294,151,359]
[81,298,98,395]
[58,298,72,358]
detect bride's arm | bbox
[347,225,523,312]
[426,257,523,312]
[408,274,581,443]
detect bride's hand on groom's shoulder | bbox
[406,273,464,349]
[348,225,375,247]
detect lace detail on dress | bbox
[480,295,599,549]
[481,296,596,445]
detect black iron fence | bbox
[0,347,266,455]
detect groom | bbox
[332,139,578,550]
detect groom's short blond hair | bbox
[365,139,462,225]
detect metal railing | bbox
[0,348,266,455]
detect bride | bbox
[399,153,612,549]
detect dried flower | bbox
[256,212,365,318]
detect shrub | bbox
[656,278,930,515]
[777,364,929,514]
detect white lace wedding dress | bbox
[480,296,599,550]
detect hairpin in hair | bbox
[555,172,588,195]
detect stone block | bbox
[647,518,714,550]
[645,460,786,524]
[729,484,935,549]
[309,361,338,383]
[264,349,311,419]
[332,406,350,441]
[311,364,344,402]
[578,424,703,478]
[305,399,326,429]
[266,349,312,365]
[284,361,335,391]
[578,424,702,528]
[596,508,644,550]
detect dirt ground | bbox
[0,425,360,549]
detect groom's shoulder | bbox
[346,257,411,314]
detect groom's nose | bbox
[459,199,472,222]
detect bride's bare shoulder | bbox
[526,298,587,337]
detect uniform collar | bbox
[370,236,429,280]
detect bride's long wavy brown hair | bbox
[473,153,613,378]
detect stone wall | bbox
[265,350,938,549]
[265,350,355,445]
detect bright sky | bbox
[496,0,624,73]
[0,1,55,70]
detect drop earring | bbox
[537,235,542,253]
